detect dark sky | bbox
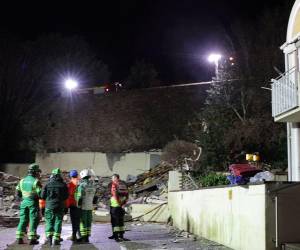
[3,0,293,83]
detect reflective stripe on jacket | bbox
[75,179,96,210]
[16,175,41,201]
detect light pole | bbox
[208,53,222,81]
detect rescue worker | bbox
[75,168,96,243]
[66,169,81,242]
[41,168,68,246]
[109,173,129,242]
[16,163,42,245]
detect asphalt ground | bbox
[0,222,231,250]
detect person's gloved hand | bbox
[93,196,98,205]
[64,208,68,214]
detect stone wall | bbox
[39,85,207,153]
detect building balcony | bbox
[272,67,300,122]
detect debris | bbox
[0,172,20,226]
[126,175,138,183]
[0,163,173,227]
[249,171,274,183]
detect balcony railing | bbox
[272,67,299,117]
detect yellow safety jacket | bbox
[16,175,41,206]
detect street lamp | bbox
[208,53,222,80]
[63,77,123,95]
[64,79,79,90]
[63,78,107,95]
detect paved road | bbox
[0,223,231,250]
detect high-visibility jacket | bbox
[75,179,96,210]
[16,175,42,206]
[66,177,79,208]
[110,180,128,207]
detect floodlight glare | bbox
[208,54,222,63]
[65,79,78,90]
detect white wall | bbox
[169,185,267,250]
[0,163,29,177]
[168,176,300,250]
[36,151,161,179]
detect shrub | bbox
[199,172,230,187]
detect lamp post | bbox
[208,53,222,81]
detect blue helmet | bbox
[69,169,78,178]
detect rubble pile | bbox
[94,176,112,208]
[0,172,20,227]
[0,164,173,226]
[126,164,173,205]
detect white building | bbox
[272,0,300,181]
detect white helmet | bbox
[80,169,90,179]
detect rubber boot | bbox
[108,232,117,239]
[45,236,52,246]
[17,238,24,244]
[114,233,121,242]
[29,239,39,245]
[119,231,130,241]
[53,239,61,245]
[71,233,77,241]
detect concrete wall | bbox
[0,163,29,177]
[36,151,161,179]
[169,185,266,250]
[168,181,300,250]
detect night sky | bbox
[4,0,294,84]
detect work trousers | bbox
[45,208,64,240]
[70,206,81,237]
[110,206,125,233]
[16,203,39,240]
[80,209,93,237]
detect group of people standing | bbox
[15,163,129,246]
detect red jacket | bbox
[111,180,128,206]
[66,178,79,207]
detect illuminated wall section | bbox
[292,9,300,38]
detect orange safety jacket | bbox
[39,199,46,209]
[66,177,79,208]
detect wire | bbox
[124,202,168,222]
[146,79,242,90]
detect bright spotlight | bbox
[65,79,78,90]
[208,54,222,63]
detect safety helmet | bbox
[69,169,78,178]
[52,168,61,175]
[80,169,90,179]
[28,163,41,174]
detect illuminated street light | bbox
[64,79,78,90]
[208,53,222,80]
[62,76,122,96]
[208,54,222,63]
